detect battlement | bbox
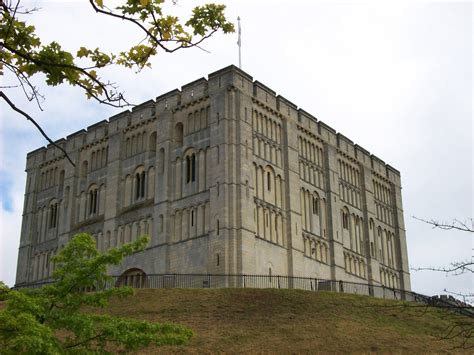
[25,64,401,178]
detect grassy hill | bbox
[98,288,472,353]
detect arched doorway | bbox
[116,268,147,288]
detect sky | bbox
[0,0,472,299]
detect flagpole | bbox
[237,16,242,69]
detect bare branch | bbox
[0,90,75,167]
[2,60,45,109]
[413,216,474,233]
[412,260,474,275]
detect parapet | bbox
[24,64,401,177]
[181,77,208,104]
[156,89,181,112]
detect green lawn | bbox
[98,288,472,353]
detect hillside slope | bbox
[101,288,471,353]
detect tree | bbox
[412,217,473,349]
[412,217,473,289]
[0,0,234,165]
[0,281,9,301]
[0,233,193,353]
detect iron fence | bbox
[97,273,420,302]
[15,273,473,317]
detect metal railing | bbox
[102,273,422,302]
[15,273,472,317]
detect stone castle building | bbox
[15,65,411,291]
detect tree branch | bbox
[413,216,474,233]
[88,0,217,54]
[1,41,131,108]
[0,90,75,166]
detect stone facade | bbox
[15,65,411,291]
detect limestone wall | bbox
[16,65,411,292]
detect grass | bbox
[97,288,473,353]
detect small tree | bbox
[0,233,193,353]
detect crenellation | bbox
[108,109,130,124]
[354,144,371,166]
[16,65,410,293]
[336,133,354,155]
[370,155,388,177]
[208,64,252,91]
[386,165,401,183]
[297,108,318,126]
[317,121,337,146]
[253,81,277,110]
[156,89,181,112]
[181,77,208,104]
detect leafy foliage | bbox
[1,0,234,108]
[0,281,9,301]
[0,0,233,166]
[0,233,193,353]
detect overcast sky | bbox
[0,0,472,298]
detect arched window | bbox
[312,196,319,215]
[48,200,58,229]
[342,209,349,230]
[186,156,191,183]
[185,153,196,183]
[59,170,65,186]
[267,171,271,191]
[126,137,131,157]
[135,170,146,200]
[149,132,157,158]
[191,154,196,181]
[81,161,88,178]
[175,123,183,146]
[117,268,147,288]
[88,185,98,215]
[158,148,165,174]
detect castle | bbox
[15,65,411,291]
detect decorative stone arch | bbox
[125,137,131,157]
[183,148,197,184]
[116,268,148,288]
[174,122,184,146]
[148,131,157,158]
[81,160,89,178]
[48,198,59,229]
[86,183,99,216]
[133,165,146,201]
[263,165,275,202]
[59,169,65,187]
[341,206,350,230]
